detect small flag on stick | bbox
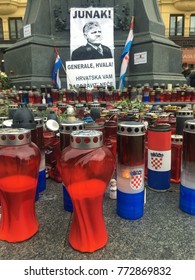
[52,48,63,89]
[119,16,134,91]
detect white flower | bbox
[0,71,7,78]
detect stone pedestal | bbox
[4,0,185,88]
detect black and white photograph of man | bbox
[71,21,113,60]
[70,7,114,61]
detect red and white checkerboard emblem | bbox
[151,157,163,170]
[130,174,142,190]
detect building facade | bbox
[158,0,195,69]
[0,0,27,71]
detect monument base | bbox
[123,73,186,88]
[5,35,67,88]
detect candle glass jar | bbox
[51,89,59,104]
[0,128,41,242]
[90,102,100,121]
[117,121,145,220]
[180,120,195,214]
[155,88,162,102]
[59,120,85,212]
[149,90,155,102]
[171,89,177,102]
[34,117,46,193]
[176,110,194,135]
[148,123,171,191]
[84,122,105,139]
[59,130,115,252]
[34,90,42,104]
[171,134,183,183]
[75,103,85,119]
[185,87,192,102]
[143,84,150,102]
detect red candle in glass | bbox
[105,89,113,102]
[149,89,155,102]
[34,90,42,104]
[171,134,183,183]
[191,89,195,102]
[0,128,41,242]
[176,87,181,102]
[171,89,177,102]
[51,89,59,104]
[75,103,85,119]
[28,89,34,104]
[59,130,115,252]
[113,90,120,102]
[165,90,172,102]
[104,120,117,161]
[59,120,85,212]
[185,87,192,102]
[59,120,85,151]
[78,86,87,103]
[84,122,106,140]
[169,114,176,135]
[86,90,93,102]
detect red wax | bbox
[67,179,107,252]
[0,175,38,242]
[171,144,182,183]
[59,143,115,252]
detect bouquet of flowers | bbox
[0,71,10,90]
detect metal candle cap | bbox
[0,116,8,123]
[183,119,195,133]
[109,108,120,114]
[58,103,67,108]
[70,130,103,149]
[8,104,18,109]
[0,128,31,146]
[75,103,84,109]
[148,123,171,132]
[117,121,145,136]
[158,113,169,119]
[176,110,193,117]
[60,120,84,134]
[171,134,183,144]
[34,117,44,127]
[90,102,100,108]
[84,122,104,130]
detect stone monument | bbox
[4,0,185,88]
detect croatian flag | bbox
[119,16,134,90]
[52,48,63,89]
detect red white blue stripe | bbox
[52,48,63,89]
[147,129,171,191]
[119,16,134,90]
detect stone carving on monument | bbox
[4,0,185,88]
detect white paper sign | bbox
[66,58,116,90]
[23,24,31,38]
[134,51,147,65]
[70,7,114,60]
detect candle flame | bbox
[122,169,130,179]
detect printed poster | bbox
[66,7,115,89]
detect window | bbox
[8,18,23,39]
[190,15,195,36]
[170,15,184,36]
[0,18,3,40]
